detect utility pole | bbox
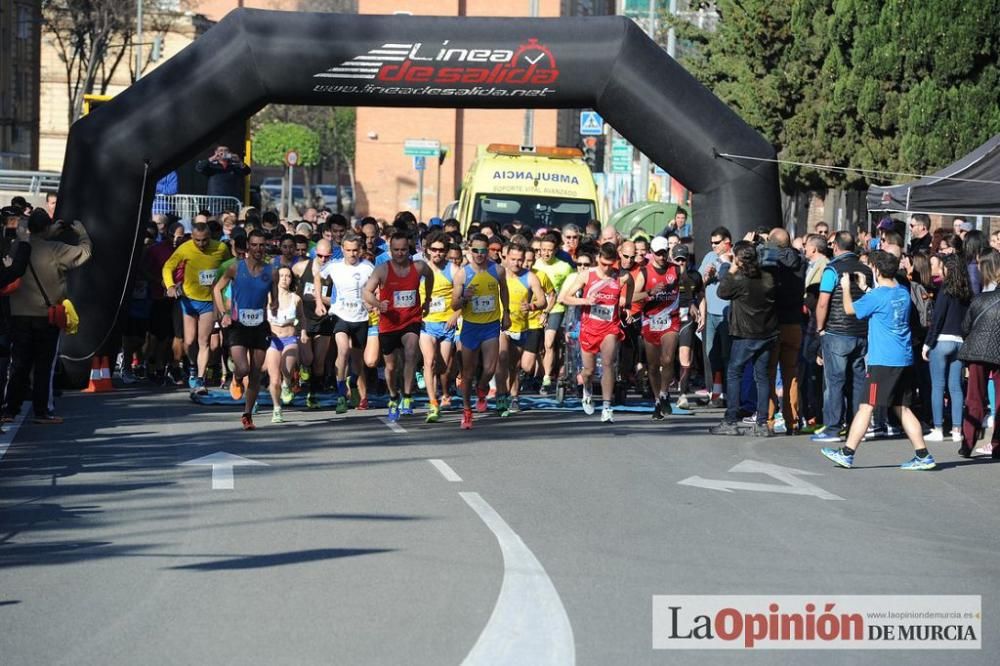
[135,0,144,80]
[636,0,656,202]
[522,0,539,146]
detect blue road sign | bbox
[580,111,604,136]
[413,156,426,171]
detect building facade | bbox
[1,0,41,170]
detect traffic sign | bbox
[653,164,667,176]
[413,156,426,171]
[579,110,604,136]
[284,150,299,167]
[404,139,441,157]
[611,136,633,173]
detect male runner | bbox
[162,221,230,394]
[498,242,546,415]
[534,232,575,395]
[632,236,689,418]
[363,232,433,421]
[419,231,461,423]
[559,242,634,423]
[451,233,511,429]
[293,239,334,407]
[316,233,374,414]
[213,229,273,430]
[671,244,704,410]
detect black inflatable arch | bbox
[58,9,779,381]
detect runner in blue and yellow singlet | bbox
[419,231,461,423]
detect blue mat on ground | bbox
[188,390,679,413]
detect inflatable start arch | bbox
[57,9,779,382]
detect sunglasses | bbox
[620,254,635,259]
[471,248,489,255]
[316,253,331,259]
[577,263,592,268]
[710,239,724,246]
[428,246,447,252]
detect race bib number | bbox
[429,296,447,314]
[590,304,614,322]
[198,269,216,287]
[393,289,417,309]
[340,299,363,315]
[238,309,264,326]
[648,311,674,332]
[471,295,496,314]
[303,282,315,296]
[131,281,148,300]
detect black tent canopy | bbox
[867,134,1000,217]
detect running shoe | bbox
[387,400,400,422]
[900,454,936,471]
[708,421,741,436]
[350,384,361,408]
[497,395,510,418]
[539,375,552,396]
[460,408,473,430]
[820,447,854,468]
[32,413,64,425]
[299,366,311,384]
[280,383,295,406]
[401,397,414,416]
[416,371,426,390]
[707,396,726,409]
[668,401,694,416]
[229,378,244,401]
[676,394,690,410]
[476,390,488,413]
[335,395,348,415]
[951,428,962,443]
[800,420,824,435]
[306,393,321,410]
[187,374,199,390]
[241,413,256,431]
[601,406,614,423]
[810,427,842,443]
[773,415,787,434]
[271,408,284,424]
[425,405,440,424]
[194,378,208,397]
[440,394,452,409]
[508,397,520,414]
[581,395,595,416]
[885,425,902,438]
[652,399,665,421]
[742,414,758,425]
[357,397,369,411]
[749,423,773,438]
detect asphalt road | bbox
[1,385,998,665]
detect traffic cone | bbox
[83,356,113,393]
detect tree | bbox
[253,122,320,167]
[43,0,175,126]
[676,0,1000,192]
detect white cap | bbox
[650,236,670,253]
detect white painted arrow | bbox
[678,459,844,501]
[179,452,269,490]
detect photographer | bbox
[2,210,91,424]
[1,208,32,408]
[195,145,251,200]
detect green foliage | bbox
[252,105,355,171]
[252,122,320,168]
[679,0,1000,192]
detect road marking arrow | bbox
[678,459,844,501]
[179,452,269,490]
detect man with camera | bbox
[2,209,91,424]
[195,145,251,200]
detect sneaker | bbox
[668,401,694,416]
[508,397,520,414]
[440,394,452,409]
[601,406,614,423]
[540,376,552,396]
[425,405,440,424]
[652,399,665,421]
[401,397,414,416]
[357,397,369,411]
[476,390,488,413]
[900,454,936,471]
[299,366,311,384]
[925,427,944,442]
[350,385,361,408]
[271,408,284,424]
[951,428,962,443]
[749,423,773,438]
[121,368,137,385]
[497,395,510,418]
[335,395,348,415]
[306,394,321,410]
[581,395,595,416]
[387,400,400,422]
[821,447,854,468]
[708,421,741,436]
[800,420,823,435]
[974,442,993,456]
[676,394,690,410]
[241,413,256,431]
[810,427,842,443]
[188,374,199,390]
[280,383,295,406]
[885,425,902,438]
[193,378,208,396]
[460,408,473,430]
[707,396,726,409]
[742,413,758,425]
[416,371,426,390]
[773,418,787,434]
[32,413,64,425]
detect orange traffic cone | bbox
[83,356,113,393]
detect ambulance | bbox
[456,144,599,235]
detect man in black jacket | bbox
[709,241,777,436]
[763,228,806,433]
[195,145,251,200]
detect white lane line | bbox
[378,417,407,433]
[0,406,29,463]
[428,459,463,482]
[459,491,575,666]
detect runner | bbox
[162,221,231,395]
[419,231,461,423]
[317,233,374,415]
[559,242,634,423]
[451,233,511,429]
[632,236,687,419]
[213,229,273,430]
[265,266,305,423]
[522,244,555,389]
[534,232,575,396]
[363,232,434,422]
[292,238,334,408]
[671,244,704,410]
[498,242,546,415]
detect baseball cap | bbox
[877,217,896,231]
[650,236,670,253]
[429,216,443,228]
[670,244,690,261]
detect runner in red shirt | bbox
[632,236,690,419]
[559,242,633,423]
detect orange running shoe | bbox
[460,409,473,430]
[230,378,244,401]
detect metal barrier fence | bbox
[151,194,242,219]
[0,169,61,194]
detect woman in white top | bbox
[266,266,305,423]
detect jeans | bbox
[928,340,963,429]
[963,362,1000,453]
[703,311,730,388]
[820,332,867,429]
[725,336,774,424]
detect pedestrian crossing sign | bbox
[579,110,604,136]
